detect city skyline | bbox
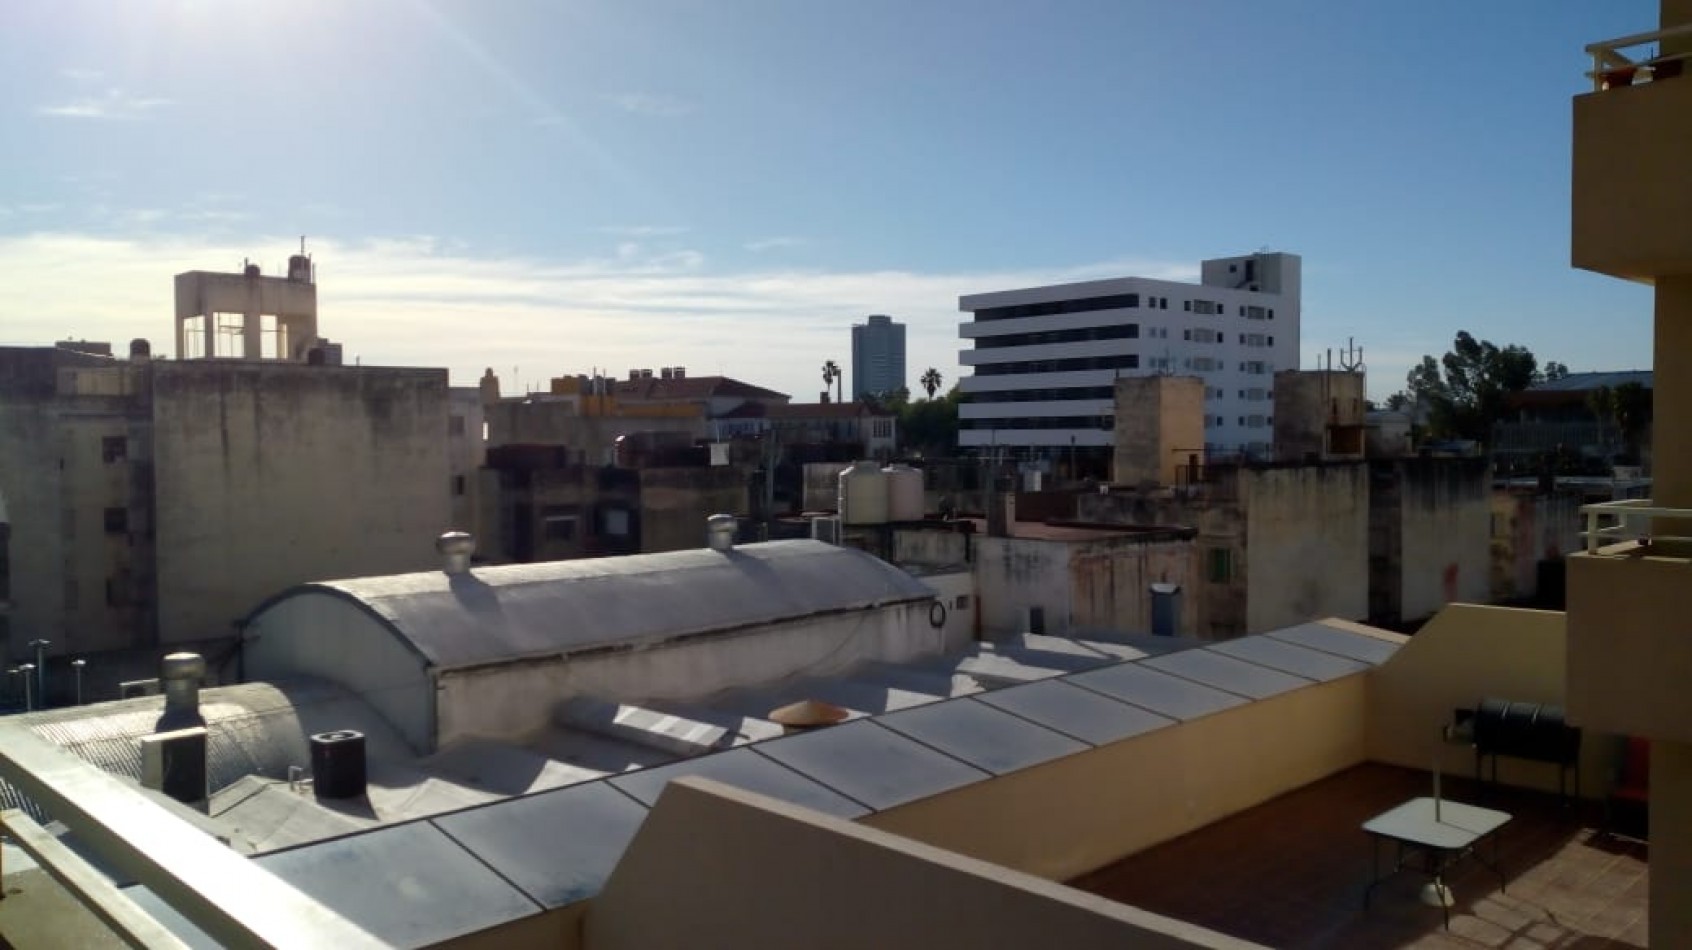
[0,1,1658,401]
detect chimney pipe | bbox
[158,652,207,730]
[706,513,736,552]
[438,531,476,574]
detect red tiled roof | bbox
[614,376,789,402]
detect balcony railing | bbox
[1585,23,1692,91]
[1581,498,1692,553]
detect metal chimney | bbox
[706,514,736,552]
[438,531,475,575]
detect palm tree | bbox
[920,367,943,399]
[822,360,841,403]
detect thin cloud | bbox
[604,93,693,117]
[60,67,104,82]
[745,236,807,253]
[39,89,173,120]
[0,230,1203,400]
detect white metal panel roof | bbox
[269,540,936,673]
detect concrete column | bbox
[202,311,216,360]
[1654,278,1692,510]
[242,308,262,360]
[1652,740,1692,946]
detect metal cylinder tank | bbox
[883,464,924,521]
[837,460,888,526]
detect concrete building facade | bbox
[851,314,907,400]
[1111,376,1205,488]
[956,252,1300,467]
[1271,369,1365,462]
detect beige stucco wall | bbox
[447,388,486,537]
[866,674,1368,882]
[1242,464,1369,632]
[586,777,1263,950]
[1113,376,1205,487]
[1367,603,1612,798]
[151,363,450,643]
[1566,546,1692,746]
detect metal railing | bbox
[0,725,385,950]
[1581,498,1692,553]
[1586,23,1692,91]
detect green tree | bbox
[1544,361,1571,381]
[1405,331,1544,443]
[920,367,943,399]
[897,383,960,457]
[821,359,842,403]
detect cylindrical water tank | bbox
[884,464,924,521]
[838,460,888,526]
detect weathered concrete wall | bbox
[1113,376,1205,487]
[891,525,971,570]
[1490,491,1583,601]
[803,462,847,512]
[975,535,1197,638]
[152,363,450,643]
[1394,458,1492,623]
[918,570,978,643]
[0,349,154,664]
[1242,464,1369,632]
[447,388,486,536]
[639,466,747,553]
[1272,370,1365,461]
[1076,481,1243,637]
[439,602,946,746]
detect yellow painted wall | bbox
[1567,547,1692,745]
[1367,603,1614,797]
[585,778,1262,950]
[864,675,1367,882]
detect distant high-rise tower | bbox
[851,314,906,400]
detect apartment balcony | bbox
[1566,499,1692,744]
[1571,24,1692,282]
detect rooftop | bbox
[1073,762,1648,949]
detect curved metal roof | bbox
[261,540,936,673]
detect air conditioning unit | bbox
[119,678,162,699]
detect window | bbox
[452,475,466,496]
[102,436,127,463]
[1160,297,1169,310]
[1208,547,1233,583]
[543,516,577,541]
[974,292,1141,321]
[1183,301,1191,312]
[872,418,893,438]
[103,507,127,534]
[973,323,1139,349]
[449,415,466,437]
[955,594,971,609]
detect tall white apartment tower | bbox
[956,252,1300,473]
[852,314,907,400]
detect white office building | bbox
[957,252,1301,467]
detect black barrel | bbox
[310,730,368,799]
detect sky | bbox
[0,1,1659,401]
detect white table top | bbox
[1362,797,1512,851]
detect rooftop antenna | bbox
[300,235,307,255]
[1338,336,1366,374]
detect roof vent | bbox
[438,531,476,574]
[158,652,206,731]
[706,514,736,552]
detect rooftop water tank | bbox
[884,464,923,521]
[838,460,888,526]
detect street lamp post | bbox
[27,639,49,706]
[18,663,34,712]
[71,658,87,705]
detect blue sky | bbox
[0,1,1658,400]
